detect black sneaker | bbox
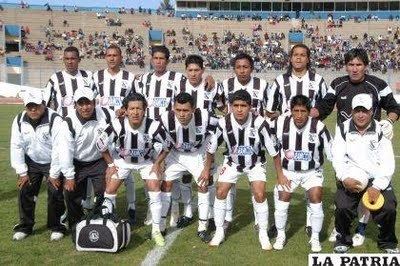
[305,226,312,238]
[268,224,277,238]
[208,218,216,231]
[223,220,231,233]
[161,230,167,237]
[197,230,212,243]
[128,208,136,225]
[176,216,193,228]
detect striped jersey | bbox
[272,115,332,172]
[137,71,184,120]
[267,71,328,114]
[45,70,93,117]
[219,76,269,115]
[160,108,219,153]
[208,113,278,172]
[97,116,167,165]
[176,78,220,113]
[59,106,112,178]
[93,69,136,111]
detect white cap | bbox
[352,94,372,110]
[73,87,95,102]
[23,88,44,106]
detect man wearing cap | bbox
[332,93,398,254]
[55,87,112,230]
[10,89,66,241]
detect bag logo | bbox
[89,230,99,242]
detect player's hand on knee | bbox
[49,177,61,189]
[64,179,76,192]
[343,178,362,193]
[17,175,30,189]
[378,119,393,140]
[277,173,291,192]
[198,169,210,189]
[366,187,380,204]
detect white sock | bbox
[306,197,311,227]
[309,202,324,239]
[180,182,193,218]
[208,185,215,219]
[254,199,268,231]
[148,191,162,233]
[197,191,209,232]
[103,193,116,214]
[225,186,236,222]
[251,195,259,226]
[274,200,290,234]
[213,198,226,230]
[170,180,181,215]
[160,192,171,231]
[124,175,136,210]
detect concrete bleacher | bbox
[1,8,399,88]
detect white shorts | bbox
[164,150,214,185]
[113,159,157,180]
[217,159,266,184]
[277,168,324,193]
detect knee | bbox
[253,191,265,203]
[216,187,228,200]
[161,181,172,192]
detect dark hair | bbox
[106,44,122,56]
[344,48,369,65]
[228,89,251,106]
[185,54,204,69]
[288,44,311,70]
[174,92,194,108]
[122,92,147,109]
[151,45,170,60]
[64,46,80,58]
[290,95,311,111]
[232,53,254,69]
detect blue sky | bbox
[1,1,175,8]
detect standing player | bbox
[45,46,93,118]
[312,48,400,245]
[97,93,168,247]
[159,92,218,242]
[332,94,398,254]
[204,90,286,250]
[56,88,111,230]
[218,52,269,229]
[266,44,329,237]
[175,55,221,228]
[271,95,332,252]
[92,44,137,224]
[11,89,66,241]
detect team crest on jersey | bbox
[309,81,315,90]
[204,91,212,100]
[369,139,378,150]
[40,132,50,142]
[167,81,174,89]
[83,78,91,88]
[61,96,74,107]
[309,133,317,143]
[143,134,151,142]
[195,126,203,134]
[253,90,259,98]
[249,128,256,138]
[121,81,128,90]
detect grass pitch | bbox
[0,104,398,265]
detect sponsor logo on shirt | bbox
[151,97,170,108]
[233,145,254,156]
[118,148,146,158]
[178,142,194,150]
[99,96,123,107]
[285,150,312,161]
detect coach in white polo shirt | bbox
[57,87,111,231]
[11,89,66,241]
[332,93,398,254]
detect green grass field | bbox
[0,104,399,265]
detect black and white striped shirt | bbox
[267,71,328,114]
[59,106,112,178]
[137,71,184,120]
[272,115,332,172]
[93,69,136,111]
[160,109,219,153]
[45,70,93,117]
[219,76,269,115]
[176,79,220,113]
[208,113,278,172]
[97,117,167,165]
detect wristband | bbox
[386,118,394,124]
[108,163,115,168]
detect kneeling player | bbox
[160,92,218,242]
[96,93,168,246]
[271,95,332,252]
[204,90,286,250]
